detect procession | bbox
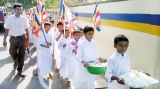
[0,0,160,89]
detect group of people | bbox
[3,4,150,89]
[29,20,107,89]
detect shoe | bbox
[17,71,26,78]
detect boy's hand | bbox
[46,41,50,46]
[63,44,66,48]
[82,60,88,67]
[45,45,49,48]
[116,77,125,85]
[72,49,77,54]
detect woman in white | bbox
[38,23,53,79]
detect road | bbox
[0,33,69,89]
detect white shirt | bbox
[38,31,53,50]
[105,52,130,89]
[79,36,85,43]
[4,14,30,36]
[58,36,72,58]
[49,25,56,40]
[76,38,99,63]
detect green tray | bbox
[87,62,107,75]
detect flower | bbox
[71,40,78,49]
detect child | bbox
[38,22,53,80]
[58,29,72,80]
[76,26,107,89]
[78,28,85,42]
[105,35,149,89]
[66,30,81,88]
[54,22,64,72]
[49,20,56,55]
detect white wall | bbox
[50,0,160,89]
[71,0,160,89]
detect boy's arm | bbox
[58,38,64,50]
[76,44,84,63]
[105,59,125,84]
[55,33,62,41]
[40,44,49,48]
[105,59,115,83]
[66,42,74,55]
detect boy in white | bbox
[58,29,72,79]
[76,26,106,89]
[49,20,56,55]
[54,22,63,73]
[78,28,85,42]
[105,35,130,89]
[38,22,53,79]
[105,35,150,89]
[66,30,81,88]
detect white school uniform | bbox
[38,31,53,78]
[37,31,42,69]
[33,34,38,48]
[58,36,72,79]
[28,28,33,43]
[105,52,130,89]
[49,25,56,54]
[76,38,99,89]
[79,36,85,43]
[54,30,63,69]
[66,39,80,89]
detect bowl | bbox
[87,61,107,75]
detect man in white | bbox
[3,4,30,77]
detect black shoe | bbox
[17,72,26,78]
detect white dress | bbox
[38,31,53,78]
[66,39,80,89]
[54,30,63,69]
[76,38,99,89]
[58,36,72,79]
[48,25,56,54]
[105,52,130,89]
[28,28,33,43]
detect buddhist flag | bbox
[32,14,41,38]
[92,3,101,31]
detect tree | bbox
[0,0,36,9]
[45,0,60,9]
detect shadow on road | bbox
[51,60,69,89]
[0,56,12,68]
[0,47,7,51]
[0,70,25,89]
[23,55,37,72]
[25,69,44,89]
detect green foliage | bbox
[45,0,60,9]
[0,0,36,9]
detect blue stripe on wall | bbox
[74,13,160,26]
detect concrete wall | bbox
[48,0,160,89]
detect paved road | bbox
[0,33,69,89]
